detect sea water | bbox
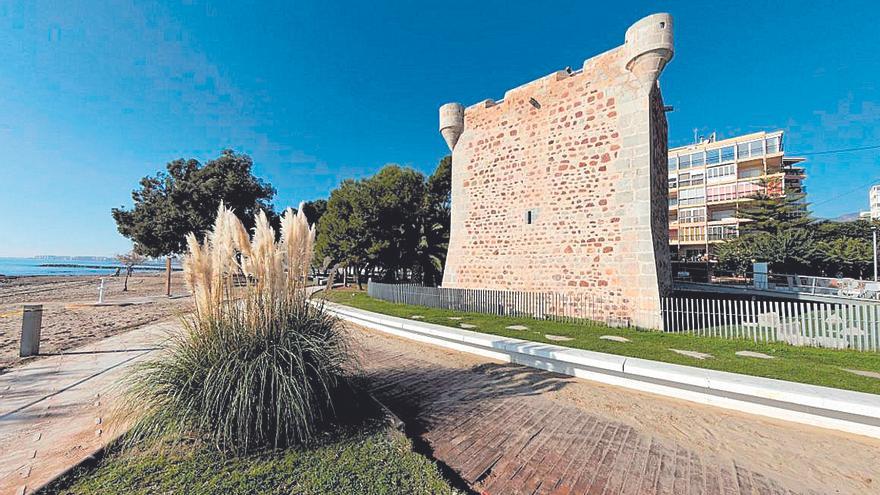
[0,257,170,277]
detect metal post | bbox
[20,304,43,357]
[98,278,105,304]
[873,226,878,282]
[165,256,172,297]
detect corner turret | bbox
[624,13,674,86]
[439,102,465,151]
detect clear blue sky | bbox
[1,1,879,257]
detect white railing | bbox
[774,274,880,301]
[366,282,880,352]
[661,296,880,351]
[367,281,624,326]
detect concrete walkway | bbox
[0,321,173,495]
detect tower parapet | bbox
[624,13,674,86]
[439,102,465,151]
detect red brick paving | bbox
[357,333,815,495]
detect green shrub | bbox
[122,203,352,453]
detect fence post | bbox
[20,304,43,357]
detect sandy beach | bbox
[0,273,191,371]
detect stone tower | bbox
[438,13,674,329]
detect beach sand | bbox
[0,273,191,371]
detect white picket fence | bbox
[366,282,880,352]
[661,296,880,351]
[367,281,622,326]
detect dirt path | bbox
[0,274,191,371]
[350,323,880,495]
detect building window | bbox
[706,164,735,182]
[706,184,737,202]
[679,207,706,223]
[706,149,721,165]
[678,172,690,187]
[525,209,538,224]
[678,188,705,206]
[709,208,735,221]
[720,146,735,162]
[679,154,691,168]
[708,225,738,241]
[680,226,706,242]
[668,156,677,170]
[750,140,763,156]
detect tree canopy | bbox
[737,177,811,235]
[316,157,452,286]
[300,199,327,226]
[715,177,878,279]
[112,150,276,258]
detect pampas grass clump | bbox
[125,203,350,453]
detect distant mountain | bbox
[830,212,862,222]
[33,255,115,261]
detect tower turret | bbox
[624,13,674,86]
[439,102,465,151]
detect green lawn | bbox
[44,422,458,495]
[320,288,880,395]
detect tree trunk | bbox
[123,267,131,292]
[165,256,172,297]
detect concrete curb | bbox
[324,302,880,440]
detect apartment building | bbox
[668,130,806,261]
[869,184,880,220]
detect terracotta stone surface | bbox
[354,324,834,495]
[439,14,674,328]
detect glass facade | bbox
[708,225,738,241]
[669,135,783,168]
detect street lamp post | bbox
[873,226,878,282]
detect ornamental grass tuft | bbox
[123,202,351,453]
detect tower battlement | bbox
[440,13,674,150]
[438,14,674,329]
[624,13,674,85]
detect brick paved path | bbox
[0,321,172,495]
[355,328,817,495]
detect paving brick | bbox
[0,321,172,494]
[356,328,812,495]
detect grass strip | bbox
[322,288,880,395]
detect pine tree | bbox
[737,177,811,235]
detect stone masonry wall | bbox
[440,14,674,328]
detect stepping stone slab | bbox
[506,325,529,331]
[842,368,880,380]
[459,323,477,329]
[545,334,574,342]
[735,350,775,359]
[669,349,713,360]
[410,315,424,320]
[600,335,630,343]
[447,317,463,320]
